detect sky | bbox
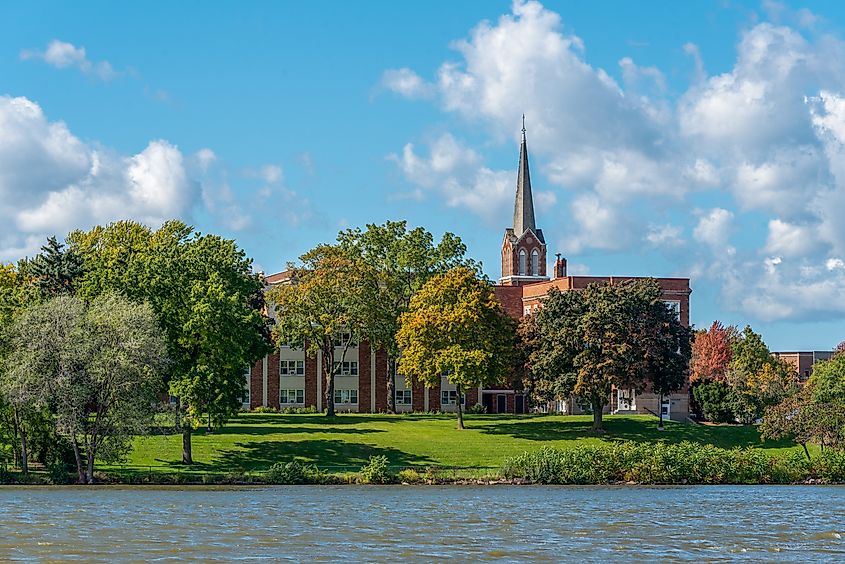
[2,0,845,350]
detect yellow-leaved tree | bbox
[396,267,515,429]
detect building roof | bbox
[512,121,536,237]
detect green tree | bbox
[337,221,479,413]
[269,245,378,417]
[810,353,845,405]
[726,326,797,424]
[68,221,271,464]
[4,293,167,483]
[521,288,585,408]
[692,381,734,423]
[396,268,515,429]
[761,386,845,460]
[635,297,693,429]
[27,236,83,297]
[529,280,688,432]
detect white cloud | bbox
[0,95,197,260]
[646,224,685,248]
[693,208,734,249]
[381,68,435,99]
[21,39,117,80]
[383,1,845,321]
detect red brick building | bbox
[245,125,692,418]
[491,124,692,421]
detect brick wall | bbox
[267,351,280,409]
[358,341,372,413]
[374,348,388,412]
[305,355,318,409]
[249,357,264,409]
[412,381,425,412]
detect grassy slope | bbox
[112,413,799,475]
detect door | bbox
[661,396,671,420]
[497,394,507,414]
[515,395,524,414]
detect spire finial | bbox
[521,114,526,137]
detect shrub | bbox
[265,460,329,484]
[0,465,11,485]
[693,381,734,423]
[810,450,845,482]
[280,406,318,414]
[466,403,487,414]
[46,461,72,485]
[251,406,279,414]
[358,455,393,484]
[397,468,422,483]
[502,442,808,485]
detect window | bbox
[280,389,305,404]
[333,331,355,347]
[440,390,465,405]
[333,361,358,375]
[662,300,681,321]
[334,389,358,404]
[519,249,527,275]
[395,389,412,405]
[242,366,251,406]
[524,306,532,316]
[531,249,539,276]
[280,360,304,375]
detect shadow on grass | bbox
[475,415,795,450]
[151,439,435,473]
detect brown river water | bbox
[0,485,843,562]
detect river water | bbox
[0,485,843,562]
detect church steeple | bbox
[500,117,548,285]
[513,116,536,237]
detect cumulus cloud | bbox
[380,68,435,99]
[0,96,197,260]
[21,39,117,80]
[384,0,845,322]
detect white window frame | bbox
[519,249,527,276]
[280,389,305,404]
[333,361,358,376]
[334,389,358,404]
[441,390,465,406]
[395,389,412,405]
[280,360,305,375]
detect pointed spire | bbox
[513,116,536,236]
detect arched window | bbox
[531,249,539,276]
[519,249,526,275]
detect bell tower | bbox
[500,118,547,286]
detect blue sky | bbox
[3,1,845,350]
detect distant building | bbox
[771,351,835,382]
[492,123,692,421]
[245,123,692,419]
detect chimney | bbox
[553,253,567,279]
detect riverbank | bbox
[2,413,829,485]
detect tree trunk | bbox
[455,387,465,430]
[19,425,28,475]
[386,357,396,414]
[802,442,811,462]
[13,409,27,475]
[207,411,213,433]
[591,396,605,432]
[324,345,335,417]
[86,449,95,484]
[657,393,665,431]
[71,439,86,484]
[182,427,193,465]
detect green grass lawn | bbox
[108,413,800,476]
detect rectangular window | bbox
[440,390,464,405]
[280,360,305,375]
[662,300,681,321]
[242,366,251,406]
[332,331,355,347]
[395,389,412,405]
[333,361,359,375]
[334,389,359,404]
[280,389,305,404]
